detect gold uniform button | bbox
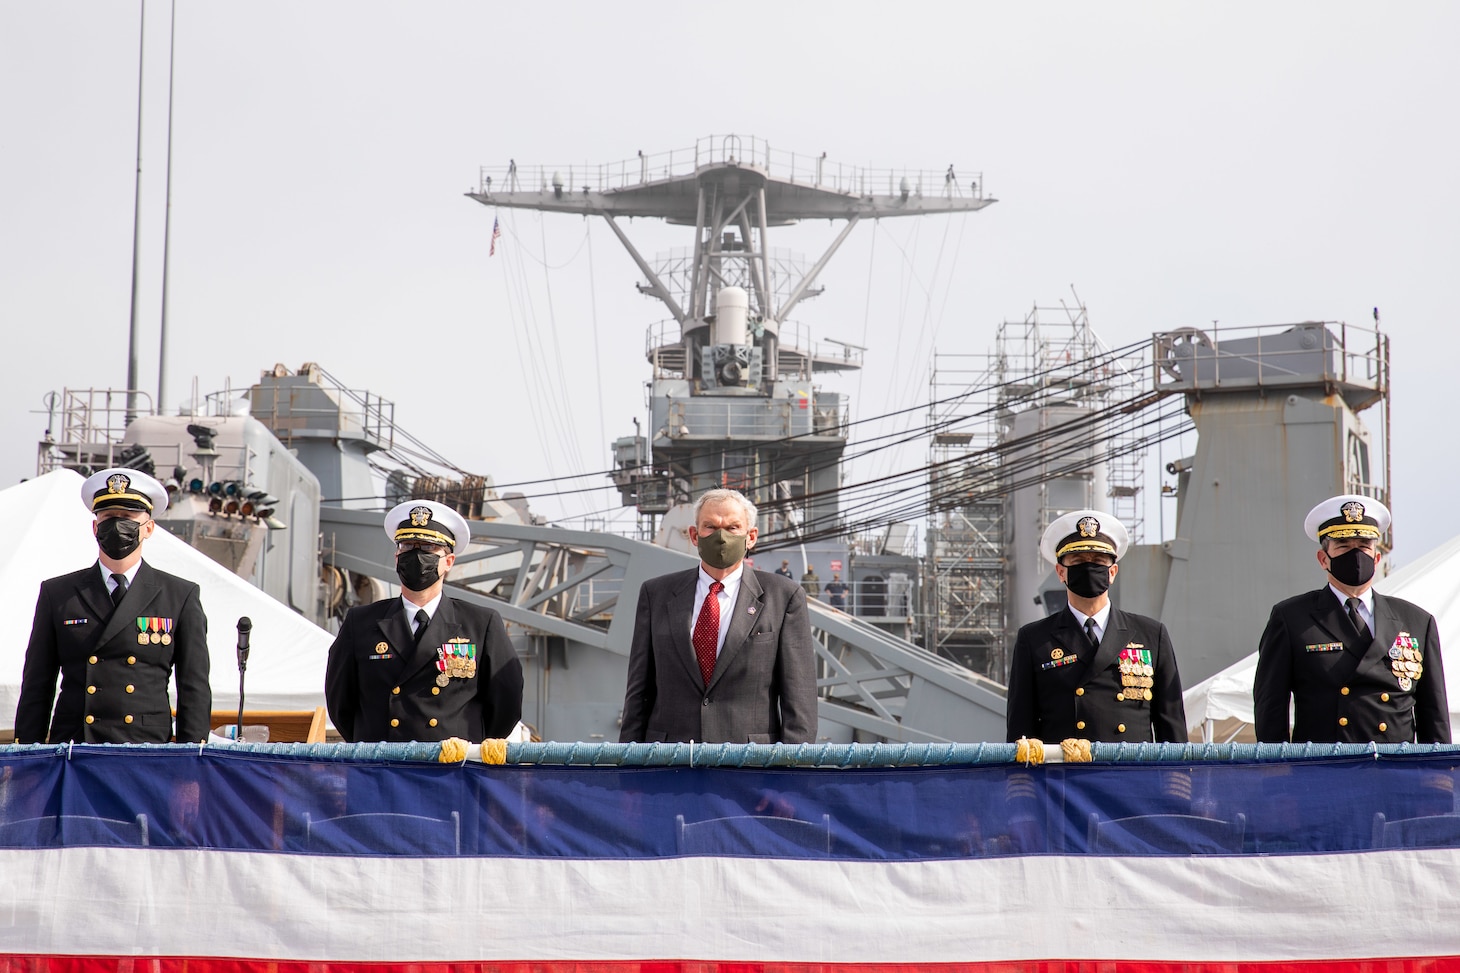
[85,715,95,725]
[1340,687,1350,695]
[1117,723,1127,733]
[1379,722,1388,732]
[431,687,440,696]
[127,656,136,665]
[1076,721,1086,730]
[429,719,438,727]
[392,687,401,695]
[1115,693,1124,701]
[1075,688,1085,697]
[1338,717,1349,727]
[125,685,135,694]
[88,656,98,665]
[1381,693,1390,702]
[124,715,133,724]
[87,686,96,695]
[390,719,399,728]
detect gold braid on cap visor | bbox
[1316,523,1381,540]
[1055,539,1116,559]
[394,527,456,549]
[93,493,153,511]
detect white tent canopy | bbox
[1184,533,1460,740]
[0,469,333,732]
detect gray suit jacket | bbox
[620,565,817,744]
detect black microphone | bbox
[235,617,253,741]
[236,616,253,671]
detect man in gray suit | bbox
[620,488,817,744]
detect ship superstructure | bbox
[470,136,995,554]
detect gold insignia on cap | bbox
[410,505,432,527]
[1342,500,1365,523]
[1077,516,1100,538]
[107,473,130,494]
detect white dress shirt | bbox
[1067,602,1113,646]
[691,563,744,659]
[1329,583,1375,632]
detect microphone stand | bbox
[235,617,252,740]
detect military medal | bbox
[436,673,450,688]
[147,617,161,644]
[160,618,173,646]
[136,617,150,646]
[1389,633,1422,686]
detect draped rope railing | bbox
[5,740,1460,765]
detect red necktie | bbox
[693,581,724,687]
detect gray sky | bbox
[3,1,1456,563]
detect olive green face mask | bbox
[696,528,748,569]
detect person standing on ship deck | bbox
[1005,510,1186,744]
[15,468,212,743]
[325,499,522,743]
[1254,494,1448,744]
[620,488,817,744]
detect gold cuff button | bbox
[87,686,96,695]
[88,656,98,665]
[1117,723,1127,733]
[1075,688,1085,696]
[1338,717,1349,727]
[1115,693,1125,701]
[431,687,440,696]
[392,687,401,695]
[124,715,133,724]
[125,685,134,694]
[429,719,438,727]
[85,715,95,725]
[1076,721,1086,730]
[1381,693,1390,702]
[1379,722,1388,732]
[1340,687,1350,695]
[127,656,136,665]
[390,719,399,728]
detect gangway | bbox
[319,506,1007,743]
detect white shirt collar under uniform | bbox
[1066,602,1113,645]
[402,592,444,626]
[1328,583,1375,630]
[100,561,142,593]
[692,562,744,658]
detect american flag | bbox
[490,217,502,256]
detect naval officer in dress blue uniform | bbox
[1254,495,1449,744]
[1005,510,1186,744]
[325,499,523,743]
[15,468,212,743]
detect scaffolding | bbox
[924,302,1149,679]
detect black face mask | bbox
[1064,561,1113,599]
[1327,547,1376,587]
[97,518,143,560]
[396,548,443,591]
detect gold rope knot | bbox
[1060,738,1092,763]
[480,738,508,765]
[437,738,469,763]
[1015,737,1045,765]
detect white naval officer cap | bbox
[1039,509,1131,565]
[1304,494,1390,543]
[81,468,169,516]
[384,499,471,552]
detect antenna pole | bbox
[124,0,147,424]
